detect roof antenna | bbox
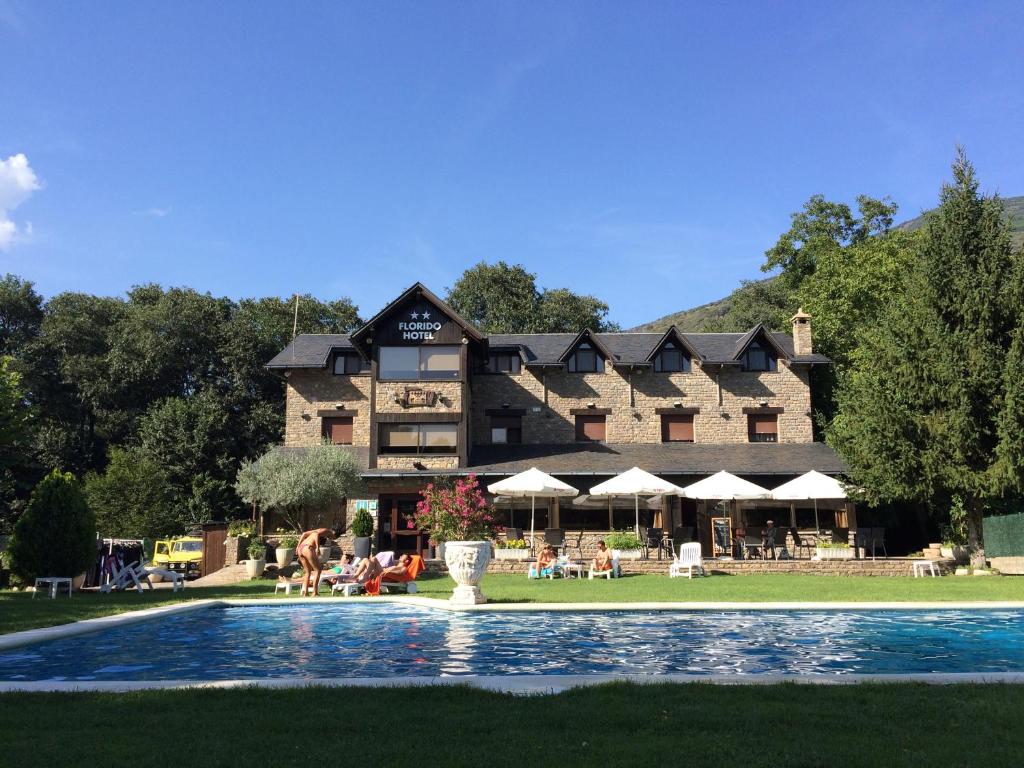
[291,293,299,363]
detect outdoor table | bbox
[559,563,585,579]
[33,576,72,599]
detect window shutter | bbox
[662,415,694,442]
[322,417,354,445]
[747,414,778,442]
[576,415,606,442]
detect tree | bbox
[446,262,544,333]
[829,150,1023,566]
[84,448,180,539]
[536,288,618,332]
[9,469,96,579]
[136,391,239,526]
[0,357,35,532]
[764,195,898,291]
[235,444,364,531]
[699,278,793,332]
[446,261,617,333]
[0,274,44,357]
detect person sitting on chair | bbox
[529,546,557,578]
[761,520,779,559]
[593,540,613,573]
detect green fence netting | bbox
[983,513,1024,557]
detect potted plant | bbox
[605,531,644,560]
[246,538,266,578]
[350,508,374,559]
[814,540,854,560]
[414,475,496,605]
[275,532,298,568]
[494,538,529,560]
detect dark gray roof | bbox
[463,442,847,477]
[267,335,354,369]
[268,330,830,369]
[272,442,845,480]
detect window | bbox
[333,353,368,375]
[748,414,778,443]
[575,414,606,442]
[379,423,458,454]
[661,414,694,443]
[491,415,522,444]
[379,346,460,380]
[654,343,690,372]
[485,352,521,374]
[322,416,353,445]
[568,343,604,373]
[741,341,777,372]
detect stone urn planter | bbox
[444,540,491,605]
[246,558,266,578]
[494,548,529,561]
[275,547,295,568]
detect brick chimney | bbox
[791,308,812,355]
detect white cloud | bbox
[0,153,41,250]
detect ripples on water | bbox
[2,606,1023,681]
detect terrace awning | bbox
[487,467,578,549]
[589,467,684,534]
[770,470,849,532]
[679,470,771,500]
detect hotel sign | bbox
[398,308,443,341]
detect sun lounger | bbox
[99,560,147,593]
[132,563,185,592]
[669,542,706,578]
[588,550,621,579]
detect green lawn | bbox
[2,572,1021,636]
[2,683,1023,768]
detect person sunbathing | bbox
[380,554,414,580]
[352,554,383,583]
[320,554,358,585]
[529,546,558,578]
[593,540,613,572]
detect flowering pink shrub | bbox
[413,474,496,543]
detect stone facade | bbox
[375,381,463,414]
[471,359,813,445]
[284,369,371,447]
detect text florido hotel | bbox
[269,283,847,556]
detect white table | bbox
[559,563,585,579]
[33,577,72,599]
[912,560,938,577]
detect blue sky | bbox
[2,1,1023,328]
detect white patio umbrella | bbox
[770,470,848,533]
[678,470,771,500]
[589,467,684,535]
[487,468,578,551]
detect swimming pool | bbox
[3,604,1023,682]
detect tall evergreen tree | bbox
[830,150,1023,565]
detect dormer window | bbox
[654,342,691,373]
[485,352,521,374]
[333,352,368,375]
[741,341,777,372]
[568,343,604,373]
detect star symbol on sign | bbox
[422,310,431,319]
[410,311,419,319]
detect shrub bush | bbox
[604,532,643,551]
[227,520,257,538]
[247,538,267,559]
[9,469,96,579]
[350,508,374,538]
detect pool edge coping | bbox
[3,672,1024,694]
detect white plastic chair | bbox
[669,542,706,579]
[588,550,621,579]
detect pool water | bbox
[3,605,1023,681]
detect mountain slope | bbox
[632,195,1024,333]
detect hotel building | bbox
[268,283,849,556]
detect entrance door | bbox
[377,495,431,557]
